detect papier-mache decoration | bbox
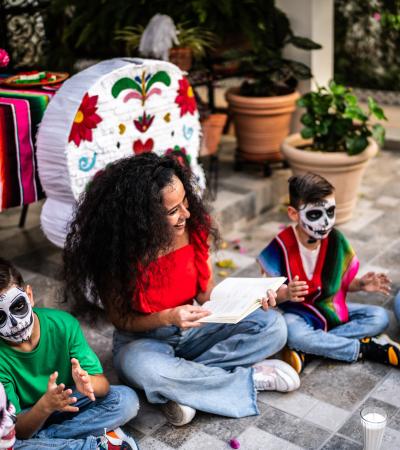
[37,58,204,248]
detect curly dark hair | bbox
[63,153,219,316]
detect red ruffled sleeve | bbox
[191,227,211,293]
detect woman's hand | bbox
[166,304,211,329]
[261,289,277,310]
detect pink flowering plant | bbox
[0,49,10,68]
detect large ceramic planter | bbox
[200,113,228,156]
[226,88,299,162]
[281,133,378,224]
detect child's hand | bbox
[261,289,277,310]
[39,371,78,415]
[360,272,391,295]
[287,276,309,302]
[71,358,95,401]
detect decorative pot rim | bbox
[226,87,300,108]
[282,133,378,166]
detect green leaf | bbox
[146,71,171,90]
[368,97,387,120]
[329,81,347,96]
[289,36,322,50]
[301,127,314,139]
[343,106,368,122]
[344,93,357,106]
[300,113,314,126]
[286,60,312,80]
[345,135,369,155]
[111,78,141,98]
[372,123,386,146]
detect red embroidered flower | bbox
[134,112,155,132]
[69,93,102,147]
[175,78,197,117]
[133,138,154,155]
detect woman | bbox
[64,153,299,426]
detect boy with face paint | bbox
[0,258,140,450]
[258,173,398,374]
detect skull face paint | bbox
[298,198,336,240]
[0,383,16,449]
[0,287,34,344]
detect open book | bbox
[198,277,286,324]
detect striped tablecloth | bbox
[0,88,55,211]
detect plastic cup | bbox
[360,406,387,450]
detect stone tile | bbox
[339,208,383,233]
[233,261,261,278]
[127,395,166,436]
[320,434,362,450]
[338,397,398,443]
[238,426,303,450]
[0,225,49,259]
[303,399,350,431]
[138,437,175,450]
[376,196,400,207]
[12,246,63,280]
[152,422,198,448]
[256,406,330,449]
[28,273,66,310]
[388,408,400,430]
[212,249,255,276]
[300,360,388,410]
[372,370,400,408]
[179,431,228,450]
[381,427,400,450]
[257,391,318,418]
[193,403,268,442]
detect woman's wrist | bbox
[159,308,173,327]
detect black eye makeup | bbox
[326,206,336,218]
[10,296,29,317]
[0,311,6,327]
[306,210,323,221]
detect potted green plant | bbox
[281,80,387,223]
[225,4,321,166]
[115,22,217,72]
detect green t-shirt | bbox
[0,308,103,413]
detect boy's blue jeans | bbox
[14,385,139,450]
[394,291,400,324]
[284,303,389,362]
[113,308,287,418]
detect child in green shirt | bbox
[0,257,139,450]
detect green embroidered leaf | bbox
[111,78,141,98]
[146,71,171,90]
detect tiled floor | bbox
[1,148,400,449]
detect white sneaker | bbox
[162,401,196,426]
[253,359,300,392]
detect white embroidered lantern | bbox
[37,58,204,247]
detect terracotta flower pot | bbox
[226,88,299,162]
[281,133,378,224]
[200,113,228,156]
[169,47,193,72]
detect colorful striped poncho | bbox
[258,226,359,331]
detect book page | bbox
[199,277,286,323]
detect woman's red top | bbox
[133,230,211,313]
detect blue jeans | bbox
[14,385,139,450]
[394,291,400,324]
[113,308,287,418]
[284,303,389,362]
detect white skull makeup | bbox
[0,286,34,344]
[298,198,336,240]
[0,383,16,449]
